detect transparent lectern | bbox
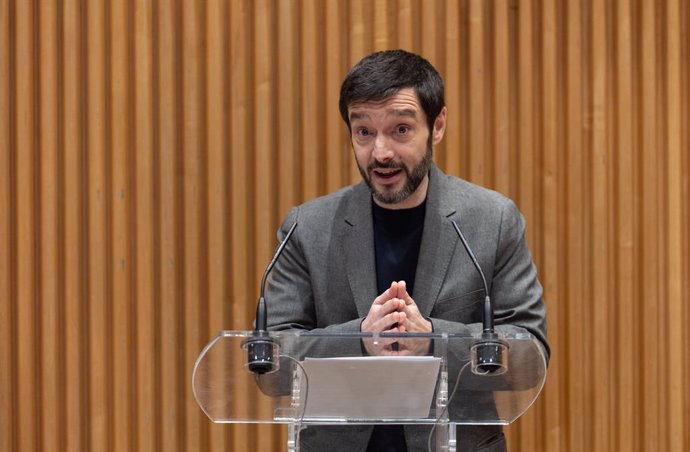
[192,330,547,452]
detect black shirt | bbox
[373,200,426,295]
[368,199,426,452]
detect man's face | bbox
[347,88,446,209]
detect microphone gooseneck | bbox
[243,222,298,374]
[451,220,508,375]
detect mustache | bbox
[368,160,406,171]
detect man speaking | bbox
[264,49,549,452]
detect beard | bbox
[357,146,432,205]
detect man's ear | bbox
[432,107,447,145]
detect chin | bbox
[374,190,410,206]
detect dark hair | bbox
[339,49,445,133]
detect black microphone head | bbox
[470,334,508,375]
[243,332,280,374]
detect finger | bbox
[381,311,406,330]
[397,280,415,305]
[391,281,399,299]
[366,310,398,333]
[364,298,403,332]
[379,298,404,317]
[401,307,432,333]
[373,285,396,305]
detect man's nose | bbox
[372,135,394,161]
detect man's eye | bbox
[357,128,371,137]
[396,125,410,134]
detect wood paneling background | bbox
[1,0,688,451]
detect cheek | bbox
[395,145,422,163]
[352,145,371,166]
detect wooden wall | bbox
[1,0,689,451]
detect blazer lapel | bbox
[338,183,378,317]
[412,165,460,316]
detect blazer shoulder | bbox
[439,173,516,214]
[283,183,365,231]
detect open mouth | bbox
[373,168,403,180]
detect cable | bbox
[427,361,472,452]
[264,355,309,447]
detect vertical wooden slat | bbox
[228,0,251,329]
[133,0,155,450]
[493,0,511,195]
[516,0,536,247]
[373,0,392,50]
[38,1,59,451]
[181,0,203,450]
[157,0,181,450]
[442,0,461,176]
[590,1,612,450]
[205,1,229,451]
[347,0,369,185]
[63,0,89,449]
[85,0,108,449]
[228,0,252,448]
[110,0,133,448]
[541,1,563,451]
[681,3,690,451]
[172,0,186,445]
[253,0,274,285]
[639,0,660,449]
[277,0,300,214]
[467,0,486,185]
[505,2,533,445]
[15,1,38,452]
[654,2,670,450]
[0,0,12,448]
[564,1,585,450]
[664,2,684,449]
[514,2,539,449]
[300,0,324,199]
[325,0,348,194]
[397,0,417,51]
[420,0,440,63]
[613,0,637,451]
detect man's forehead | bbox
[347,90,423,121]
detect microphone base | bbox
[242,332,280,375]
[471,334,508,375]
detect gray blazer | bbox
[266,164,548,451]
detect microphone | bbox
[451,220,508,375]
[243,222,298,374]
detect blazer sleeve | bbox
[430,199,550,360]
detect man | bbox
[265,49,548,452]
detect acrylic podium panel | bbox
[192,331,546,428]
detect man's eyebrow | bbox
[349,108,418,122]
[349,111,369,122]
[389,108,417,118]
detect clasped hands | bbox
[361,281,432,356]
